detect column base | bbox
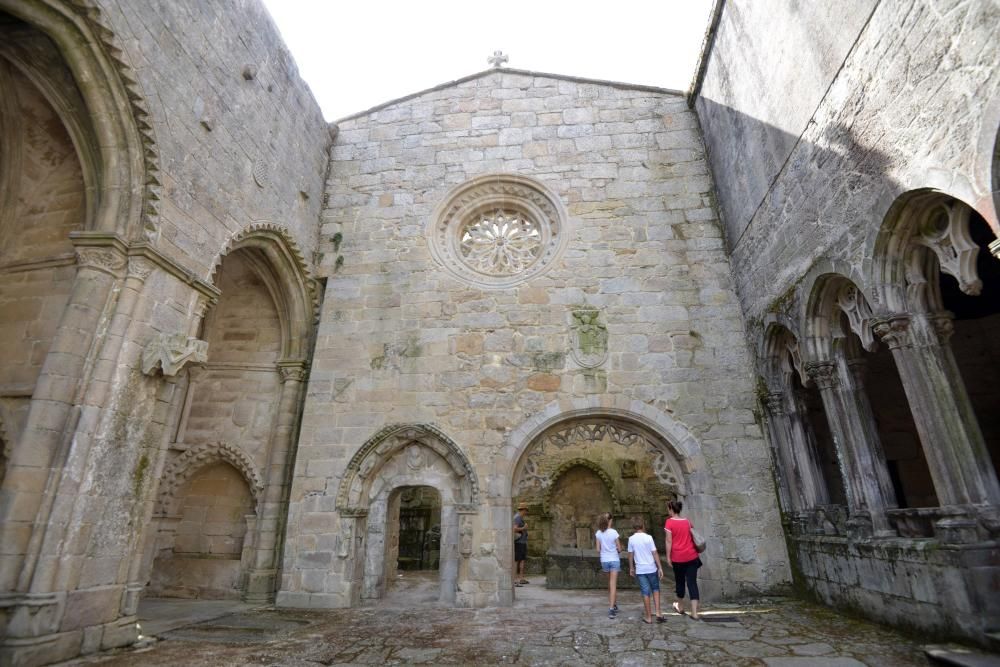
[846,513,873,540]
[242,569,277,604]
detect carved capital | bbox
[872,314,912,350]
[74,247,127,276]
[126,257,156,282]
[928,311,955,344]
[142,333,209,376]
[763,392,785,416]
[278,361,309,384]
[805,361,838,390]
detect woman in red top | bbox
[664,499,702,619]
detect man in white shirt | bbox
[627,516,665,624]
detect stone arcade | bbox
[0,1,997,665]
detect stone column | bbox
[41,257,156,597]
[873,313,1000,508]
[2,244,126,592]
[762,392,830,519]
[438,503,458,605]
[805,361,897,538]
[243,360,307,603]
[0,242,126,656]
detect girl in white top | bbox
[595,512,623,618]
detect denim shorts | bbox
[636,572,660,597]
[601,559,621,572]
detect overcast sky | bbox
[262,1,715,121]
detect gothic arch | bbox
[803,272,878,363]
[502,396,705,486]
[0,0,159,241]
[541,458,620,515]
[761,319,807,391]
[155,442,263,516]
[208,222,316,359]
[337,423,480,513]
[871,189,985,314]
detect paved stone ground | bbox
[65,575,933,666]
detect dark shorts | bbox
[636,572,660,597]
[514,542,527,562]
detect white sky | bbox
[262,1,716,121]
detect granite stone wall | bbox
[279,69,791,609]
[694,0,1000,646]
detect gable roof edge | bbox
[331,67,684,126]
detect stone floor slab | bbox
[61,588,941,666]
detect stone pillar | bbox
[122,293,213,616]
[805,361,897,538]
[243,360,307,603]
[762,392,830,521]
[873,313,1000,508]
[438,503,458,605]
[0,242,126,660]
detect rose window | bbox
[459,209,543,275]
[427,174,569,288]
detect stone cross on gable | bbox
[488,50,508,68]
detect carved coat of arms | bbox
[570,309,608,368]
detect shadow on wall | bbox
[696,95,1000,256]
[697,96,899,251]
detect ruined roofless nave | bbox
[0,1,998,665]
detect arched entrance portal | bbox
[511,417,688,589]
[336,424,480,607]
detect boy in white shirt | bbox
[627,516,665,624]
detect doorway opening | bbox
[381,485,442,606]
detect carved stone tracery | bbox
[514,419,684,497]
[428,174,569,288]
[836,285,877,352]
[914,202,981,296]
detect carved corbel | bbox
[141,333,209,376]
[915,202,982,296]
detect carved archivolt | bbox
[336,423,480,512]
[210,222,313,291]
[541,458,621,515]
[156,442,263,515]
[66,0,162,241]
[515,419,685,497]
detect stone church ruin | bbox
[0,0,998,664]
